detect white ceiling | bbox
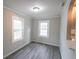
[4,0,64,19]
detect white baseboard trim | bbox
[3,41,31,58]
[32,40,59,47]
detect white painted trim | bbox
[33,16,61,20]
[3,6,26,17]
[32,40,59,47]
[3,41,30,58]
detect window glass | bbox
[39,21,49,37]
[12,16,24,42]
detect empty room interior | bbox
[3,0,76,59]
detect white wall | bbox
[3,7,32,58]
[60,0,76,59]
[31,17,60,46]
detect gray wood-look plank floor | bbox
[5,42,61,59]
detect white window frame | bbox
[38,20,49,37]
[12,16,24,42]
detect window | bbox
[39,21,49,37]
[12,16,24,42]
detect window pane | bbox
[13,20,23,30]
[13,31,22,40]
[12,16,24,42]
[39,21,49,37]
